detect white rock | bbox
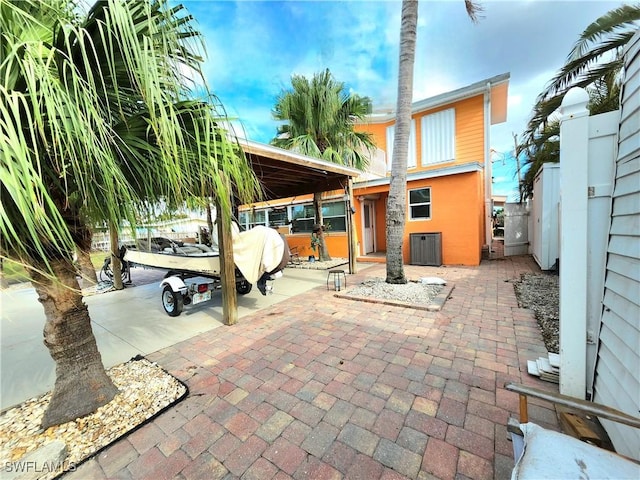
[4,440,67,480]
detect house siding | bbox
[352,92,488,266]
[252,76,506,267]
[354,171,484,265]
[593,30,640,461]
[360,121,393,160]
[356,95,485,173]
[452,96,485,166]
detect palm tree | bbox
[386,0,482,283]
[386,0,418,284]
[518,72,620,199]
[272,69,375,261]
[0,0,259,428]
[518,4,639,196]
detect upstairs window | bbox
[386,120,416,170]
[421,108,455,165]
[408,187,431,220]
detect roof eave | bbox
[240,139,362,177]
[364,72,510,124]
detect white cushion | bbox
[512,422,640,479]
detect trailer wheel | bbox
[236,280,252,295]
[162,285,184,317]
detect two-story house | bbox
[238,73,509,266]
[352,72,509,266]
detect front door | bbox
[363,201,375,254]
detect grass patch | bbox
[90,251,108,269]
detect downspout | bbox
[484,82,493,253]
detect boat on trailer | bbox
[124,226,287,317]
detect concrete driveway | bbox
[0,265,340,410]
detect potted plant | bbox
[309,231,320,262]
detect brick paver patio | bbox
[67,255,560,479]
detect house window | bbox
[322,201,346,232]
[421,108,455,165]
[238,209,267,230]
[238,211,249,230]
[291,201,347,233]
[290,204,316,233]
[268,208,288,227]
[386,120,417,170]
[409,187,431,220]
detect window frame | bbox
[240,200,348,233]
[408,187,432,221]
[421,108,456,166]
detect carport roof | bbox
[240,139,361,200]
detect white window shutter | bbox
[386,120,417,170]
[421,108,455,165]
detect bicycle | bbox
[99,246,132,284]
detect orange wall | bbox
[353,171,484,265]
[355,95,485,173]
[358,121,391,153]
[248,95,488,266]
[285,233,348,259]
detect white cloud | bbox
[183,0,624,156]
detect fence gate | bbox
[504,202,529,256]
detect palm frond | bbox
[271,69,377,170]
[541,34,630,99]
[464,0,484,24]
[569,4,640,60]
[1,0,259,272]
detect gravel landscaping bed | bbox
[0,358,186,479]
[514,272,560,353]
[347,277,444,306]
[286,257,349,270]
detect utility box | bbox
[410,233,442,266]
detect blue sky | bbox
[182,0,626,199]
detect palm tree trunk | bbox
[313,192,331,261]
[0,258,8,289]
[206,200,214,246]
[31,258,118,429]
[75,221,97,287]
[386,0,417,284]
[76,248,98,287]
[109,223,123,290]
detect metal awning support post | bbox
[347,179,357,274]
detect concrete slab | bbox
[0,265,367,410]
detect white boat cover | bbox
[232,225,285,284]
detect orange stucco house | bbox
[238,73,509,266]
